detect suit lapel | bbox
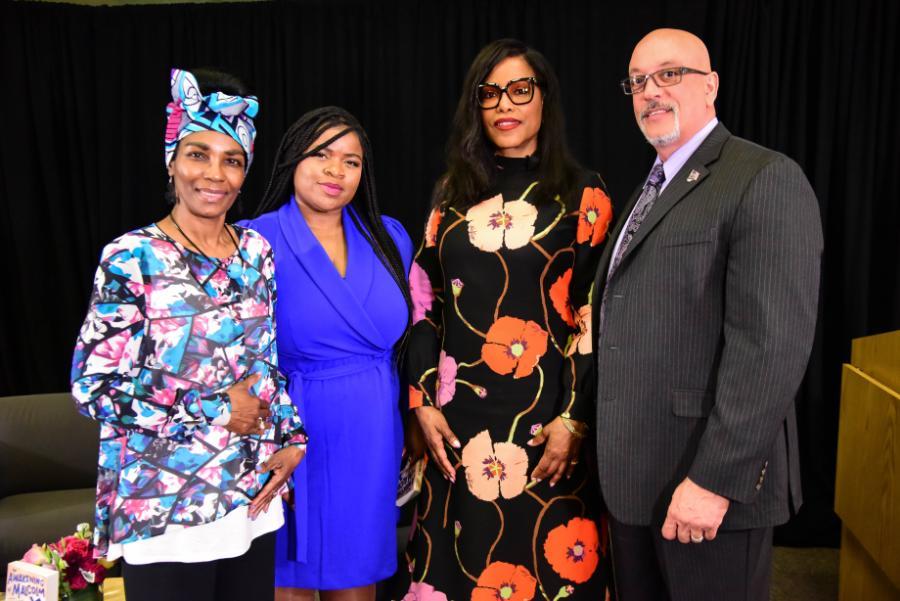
[616,124,730,268]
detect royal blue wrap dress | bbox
[241,199,412,588]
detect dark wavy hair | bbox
[254,106,413,347]
[436,39,581,209]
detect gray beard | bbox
[640,106,680,147]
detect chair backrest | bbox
[0,393,99,498]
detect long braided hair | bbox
[255,106,413,352]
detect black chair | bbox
[0,393,98,589]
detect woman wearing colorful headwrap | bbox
[241,107,413,601]
[70,68,307,601]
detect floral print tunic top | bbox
[71,224,307,554]
[404,157,614,600]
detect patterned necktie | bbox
[607,162,666,279]
[599,163,665,333]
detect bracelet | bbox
[559,412,588,438]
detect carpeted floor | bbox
[771,546,840,600]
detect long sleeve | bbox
[687,157,822,503]
[71,239,230,438]
[406,207,445,409]
[560,174,613,423]
[261,242,308,449]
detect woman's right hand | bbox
[224,374,271,436]
[414,406,460,481]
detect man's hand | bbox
[661,477,730,543]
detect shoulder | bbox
[563,168,612,211]
[573,168,608,192]
[95,226,163,281]
[237,207,282,241]
[381,215,414,268]
[234,223,274,259]
[721,135,797,174]
[99,226,160,263]
[720,136,812,192]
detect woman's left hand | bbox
[527,417,582,488]
[249,446,305,519]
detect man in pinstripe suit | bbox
[593,29,823,600]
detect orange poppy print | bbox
[425,208,443,248]
[471,561,537,601]
[543,517,600,584]
[576,187,613,247]
[549,269,575,327]
[481,316,548,378]
[409,385,424,409]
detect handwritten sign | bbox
[5,561,59,601]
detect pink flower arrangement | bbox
[21,523,112,600]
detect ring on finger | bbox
[569,460,579,465]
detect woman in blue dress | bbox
[241,107,413,601]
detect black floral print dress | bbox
[404,156,614,601]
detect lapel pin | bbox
[686,169,700,182]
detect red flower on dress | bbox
[481,316,548,378]
[549,269,575,327]
[424,208,443,248]
[576,187,613,246]
[409,385,424,409]
[471,561,537,601]
[543,517,601,584]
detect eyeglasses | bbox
[476,77,540,109]
[620,66,710,95]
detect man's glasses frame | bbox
[476,77,541,109]
[620,66,710,95]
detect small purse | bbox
[396,453,427,507]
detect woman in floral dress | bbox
[404,40,614,600]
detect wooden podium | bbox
[835,330,900,600]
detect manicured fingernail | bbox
[526,439,536,446]
[525,479,541,490]
[451,439,461,448]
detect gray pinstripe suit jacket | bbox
[593,123,823,529]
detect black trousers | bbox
[121,532,275,601]
[608,516,773,601]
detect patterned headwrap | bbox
[164,68,259,170]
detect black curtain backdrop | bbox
[2,0,898,547]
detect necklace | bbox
[168,212,239,263]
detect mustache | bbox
[640,101,675,120]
